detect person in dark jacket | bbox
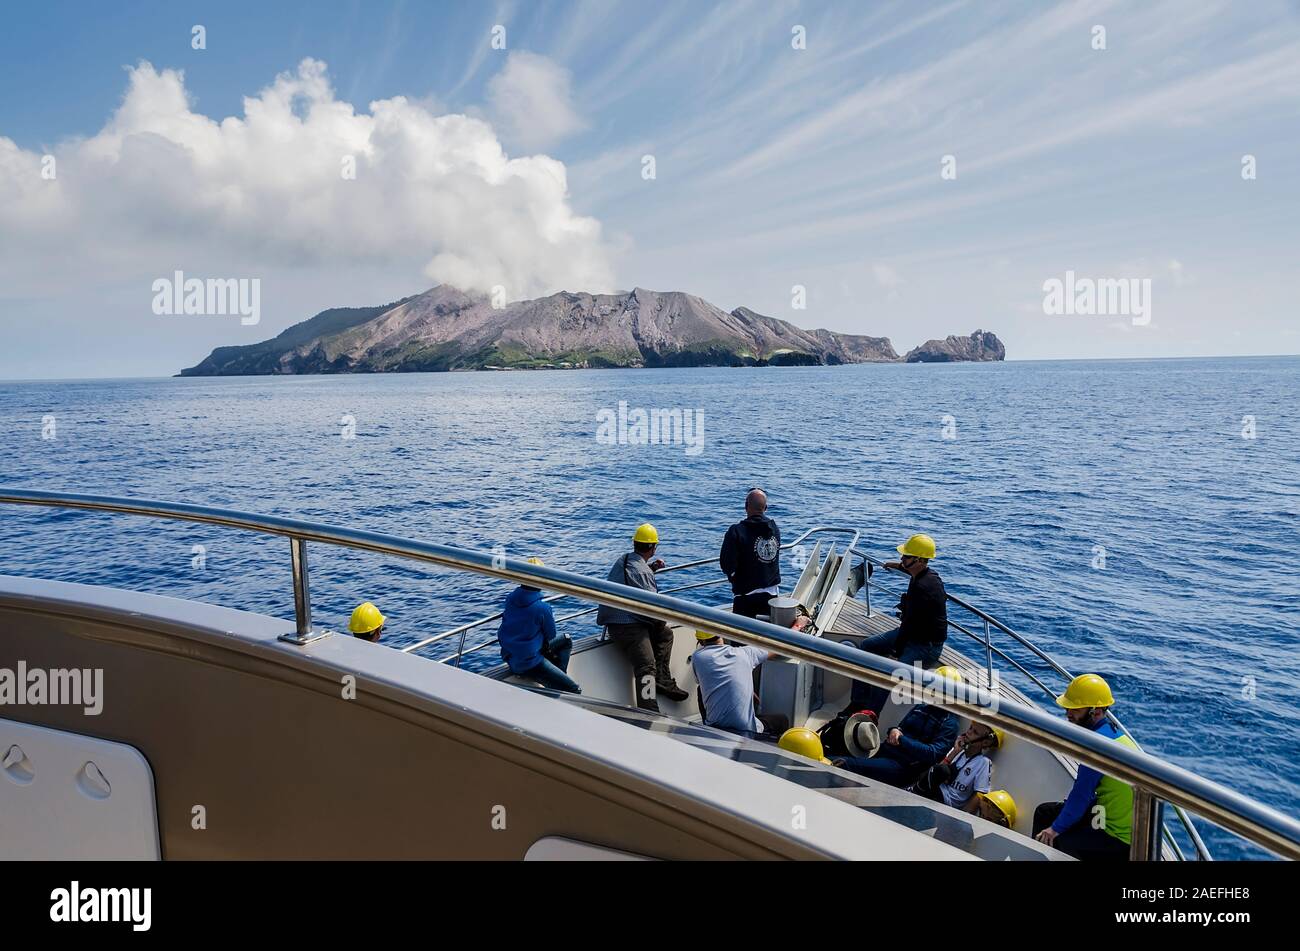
[497,557,580,694]
[595,523,688,711]
[720,489,781,619]
[849,532,948,713]
[831,701,959,786]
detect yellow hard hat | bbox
[348,601,386,635]
[981,789,1018,828]
[933,665,963,685]
[897,533,937,560]
[1056,673,1115,709]
[633,523,659,545]
[990,726,1005,749]
[695,629,718,641]
[778,728,831,765]
[526,556,545,567]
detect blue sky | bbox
[1,0,1298,377]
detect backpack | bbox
[817,711,855,757]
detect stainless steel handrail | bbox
[2,489,1294,859]
[404,525,859,658]
[402,576,728,656]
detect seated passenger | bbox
[975,789,1018,829]
[690,630,788,738]
[830,666,961,786]
[497,557,581,694]
[846,533,948,715]
[348,601,386,642]
[909,722,1003,813]
[1033,674,1132,861]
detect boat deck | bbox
[829,596,1001,693]
[825,594,901,638]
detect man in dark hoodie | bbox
[497,557,581,694]
[720,488,782,619]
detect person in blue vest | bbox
[1033,674,1133,860]
[497,557,581,694]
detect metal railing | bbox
[400,525,860,665]
[2,489,1296,860]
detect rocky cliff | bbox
[904,329,1006,363]
[180,285,1003,374]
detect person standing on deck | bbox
[720,488,782,619]
[846,532,948,715]
[596,524,689,712]
[1032,674,1133,861]
[497,558,581,695]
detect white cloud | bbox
[0,58,614,300]
[871,263,903,288]
[486,51,586,151]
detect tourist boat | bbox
[2,489,1296,860]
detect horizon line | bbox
[2,352,1298,384]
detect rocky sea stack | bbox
[904,329,1006,363]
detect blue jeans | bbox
[518,637,581,694]
[849,628,943,712]
[834,747,925,787]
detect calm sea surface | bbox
[2,357,1297,858]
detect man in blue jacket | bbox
[1032,674,1133,861]
[831,701,959,787]
[497,557,581,694]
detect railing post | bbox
[983,619,993,689]
[280,537,331,645]
[455,625,471,668]
[1131,788,1159,861]
[864,562,872,615]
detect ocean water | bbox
[2,357,1297,858]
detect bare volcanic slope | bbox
[180,285,1000,374]
[179,296,416,376]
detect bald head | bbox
[745,488,768,516]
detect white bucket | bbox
[769,597,800,628]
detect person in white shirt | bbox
[689,630,789,737]
[909,722,1002,812]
